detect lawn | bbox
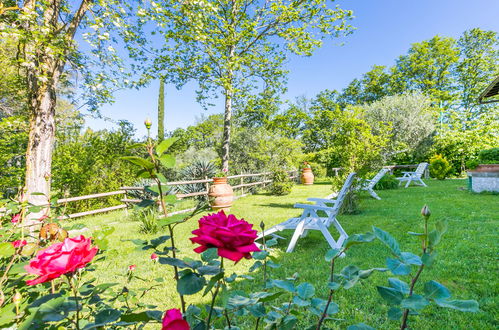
[66,179,498,329]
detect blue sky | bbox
[84,0,499,137]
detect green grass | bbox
[67,179,498,329]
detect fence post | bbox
[124,190,128,216]
[205,176,210,202]
[240,175,244,196]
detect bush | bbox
[430,154,452,180]
[478,147,499,164]
[331,175,360,214]
[268,169,293,195]
[465,159,479,170]
[307,161,327,178]
[374,174,399,190]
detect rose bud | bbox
[13,291,22,306]
[151,253,158,261]
[144,118,152,129]
[128,265,136,272]
[162,308,189,330]
[11,214,21,223]
[11,240,27,249]
[421,205,431,219]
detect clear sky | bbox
[84,0,499,138]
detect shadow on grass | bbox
[257,202,297,209]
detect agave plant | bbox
[177,160,217,199]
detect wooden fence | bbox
[53,164,425,219]
[57,171,299,219]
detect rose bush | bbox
[162,308,190,330]
[190,210,260,262]
[25,235,98,285]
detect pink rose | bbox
[25,235,98,285]
[190,211,260,263]
[11,214,21,223]
[162,309,189,330]
[12,240,27,248]
[151,253,158,261]
[128,264,136,271]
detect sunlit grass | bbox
[66,179,498,329]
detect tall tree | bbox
[158,79,165,141]
[454,28,499,121]
[147,0,353,171]
[2,1,144,210]
[391,36,459,108]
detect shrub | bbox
[177,160,217,200]
[465,159,479,170]
[331,175,360,214]
[430,154,452,180]
[374,174,399,190]
[268,169,293,195]
[307,161,327,178]
[478,147,499,164]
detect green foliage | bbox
[268,170,293,196]
[331,175,360,215]
[373,207,479,329]
[478,147,499,164]
[374,174,399,190]
[303,99,388,178]
[230,127,304,173]
[306,162,327,178]
[131,207,161,234]
[362,92,437,162]
[52,123,138,212]
[0,116,28,196]
[430,154,452,180]
[158,80,165,141]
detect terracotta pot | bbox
[208,177,234,211]
[301,168,314,185]
[472,164,499,173]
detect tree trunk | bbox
[24,76,59,214]
[222,87,233,172]
[158,79,165,142]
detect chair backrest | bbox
[415,163,429,177]
[367,168,390,189]
[333,172,357,210]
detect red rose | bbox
[151,253,158,261]
[162,309,189,330]
[25,235,98,285]
[12,240,27,248]
[128,264,136,271]
[11,214,21,223]
[190,211,260,262]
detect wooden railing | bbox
[52,164,426,219]
[57,171,299,219]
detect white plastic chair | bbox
[396,163,428,188]
[257,173,356,252]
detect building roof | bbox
[478,76,499,104]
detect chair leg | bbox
[405,179,411,188]
[286,220,306,253]
[368,188,381,200]
[418,178,427,187]
[316,220,341,250]
[300,229,309,238]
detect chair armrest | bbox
[401,171,414,174]
[307,198,337,204]
[294,203,332,212]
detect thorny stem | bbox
[317,248,346,330]
[147,136,187,314]
[255,225,268,329]
[68,275,81,330]
[401,217,429,329]
[206,257,224,329]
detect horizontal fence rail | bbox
[53,171,298,219]
[37,165,424,220]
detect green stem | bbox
[206,258,224,329]
[317,248,346,329]
[69,275,80,330]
